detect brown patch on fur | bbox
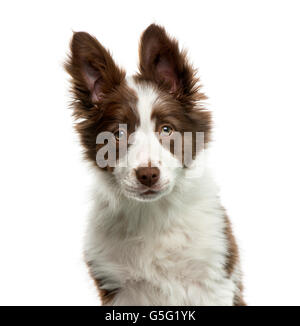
[93,83,139,170]
[151,90,211,164]
[65,32,139,169]
[224,214,239,277]
[85,260,119,305]
[234,286,247,306]
[223,213,246,306]
[93,279,118,305]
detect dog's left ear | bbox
[138,24,198,101]
[65,32,125,106]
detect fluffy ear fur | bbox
[65,32,125,107]
[138,24,204,104]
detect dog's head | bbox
[65,24,211,202]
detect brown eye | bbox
[114,128,126,141]
[160,125,173,137]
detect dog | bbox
[65,24,245,306]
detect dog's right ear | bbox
[65,32,125,106]
[138,24,203,105]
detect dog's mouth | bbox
[143,190,157,195]
[138,188,162,199]
[123,183,170,201]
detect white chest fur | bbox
[84,168,238,306]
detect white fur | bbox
[84,78,241,306]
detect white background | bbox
[0,0,299,306]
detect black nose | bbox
[135,167,160,187]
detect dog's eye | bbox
[114,128,127,141]
[160,125,173,137]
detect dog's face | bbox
[66,24,211,202]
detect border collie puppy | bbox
[65,24,245,306]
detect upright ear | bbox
[65,32,125,105]
[138,24,199,100]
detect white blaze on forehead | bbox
[126,77,162,167]
[126,76,159,132]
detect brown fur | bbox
[65,32,139,168]
[151,90,211,164]
[223,212,246,305]
[137,24,207,106]
[224,214,239,277]
[234,287,247,306]
[86,260,119,305]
